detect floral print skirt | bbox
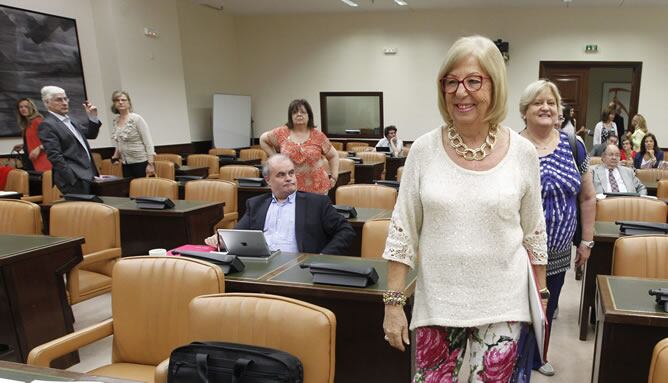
[414,322,522,383]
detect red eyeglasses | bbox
[441,75,490,94]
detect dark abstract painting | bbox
[0,5,87,137]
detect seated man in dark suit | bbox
[591,134,618,157]
[206,154,354,255]
[592,144,647,195]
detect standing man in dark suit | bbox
[38,86,102,194]
[206,154,355,255]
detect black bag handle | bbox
[233,358,254,383]
[195,353,209,383]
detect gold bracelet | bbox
[382,290,407,306]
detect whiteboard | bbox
[213,94,251,148]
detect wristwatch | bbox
[580,240,595,249]
[539,288,550,300]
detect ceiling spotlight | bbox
[394,0,408,5]
[341,0,359,7]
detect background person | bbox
[630,114,648,152]
[519,79,596,376]
[16,98,51,171]
[592,144,647,195]
[109,90,156,178]
[260,99,339,195]
[382,36,548,383]
[633,133,664,169]
[619,137,636,167]
[592,109,617,147]
[375,125,403,157]
[591,134,618,157]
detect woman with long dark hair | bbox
[16,98,51,171]
[633,133,664,169]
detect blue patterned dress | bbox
[538,132,587,276]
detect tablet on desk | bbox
[216,229,280,261]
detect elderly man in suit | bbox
[38,86,101,194]
[592,144,647,195]
[591,134,618,157]
[206,154,355,255]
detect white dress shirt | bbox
[262,191,299,253]
[604,167,628,193]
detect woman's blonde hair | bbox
[15,98,43,131]
[519,80,562,123]
[633,114,647,133]
[436,35,507,127]
[111,90,133,114]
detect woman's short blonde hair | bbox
[436,35,507,127]
[519,80,562,120]
[111,90,133,114]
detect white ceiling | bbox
[192,0,668,15]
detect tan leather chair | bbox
[658,180,668,200]
[337,150,350,159]
[187,154,220,179]
[129,178,178,200]
[339,158,355,184]
[356,152,386,180]
[239,148,268,163]
[590,156,603,166]
[336,184,397,210]
[649,338,668,383]
[29,256,225,382]
[346,141,368,151]
[50,202,121,304]
[636,169,668,185]
[5,168,41,203]
[101,159,123,177]
[218,165,260,182]
[154,293,336,383]
[397,166,404,182]
[41,170,62,204]
[401,145,410,157]
[209,148,237,157]
[153,160,175,180]
[612,235,668,278]
[0,199,42,234]
[185,180,238,229]
[596,197,667,223]
[330,141,344,151]
[361,219,390,259]
[92,152,103,173]
[154,153,182,167]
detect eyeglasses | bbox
[52,96,69,103]
[441,75,489,94]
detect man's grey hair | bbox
[41,86,66,108]
[262,153,292,178]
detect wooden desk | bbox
[346,208,392,256]
[91,177,130,197]
[579,221,621,340]
[224,253,416,383]
[385,156,406,181]
[592,275,668,382]
[218,157,260,167]
[0,235,84,368]
[176,165,208,178]
[42,197,223,256]
[645,179,658,196]
[0,360,138,382]
[327,170,351,203]
[354,162,384,184]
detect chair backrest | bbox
[188,293,336,383]
[636,169,668,185]
[336,184,397,210]
[612,235,668,278]
[658,180,668,200]
[111,256,225,365]
[346,141,368,151]
[185,180,237,215]
[187,154,220,178]
[337,150,350,159]
[595,197,667,223]
[361,219,390,258]
[356,152,386,165]
[41,170,62,204]
[209,148,237,157]
[397,166,404,182]
[50,202,120,254]
[338,158,355,184]
[219,165,260,182]
[400,146,410,157]
[239,148,268,163]
[100,159,123,177]
[92,152,103,173]
[0,199,42,234]
[330,141,344,151]
[129,178,178,199]
[154,153,183,167]
[154,160,175,180]
[5,169,29,195]
[589,156,603,166]
[649,338,668,383]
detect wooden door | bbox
[540,64,589,135]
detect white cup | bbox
[148,248,167,256]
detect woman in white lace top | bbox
[381,36,548,382]
[110,91,156,178]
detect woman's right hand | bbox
[29,147,40,160]
[383,305,410,351]
[648,149,655,158]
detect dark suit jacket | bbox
[236,191,355,255]
[38,112,101,190]
[633,150,664,169]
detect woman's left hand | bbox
[575,244,591,267]
[146,163,156,176]
[29,147,40,160]
[329,176,337,188]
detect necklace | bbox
[447,124,498,161]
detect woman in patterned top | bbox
[519,80,596,376]
[259,99,339,194]
[109,91,156,178]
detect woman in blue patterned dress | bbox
[519,80,596,376]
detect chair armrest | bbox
[22,195,43,203]
[28,318,114,367]
[81,248,121,268]
[154,358,170,383]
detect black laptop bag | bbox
[168,341,303,383]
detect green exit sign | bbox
[585,44,598,53]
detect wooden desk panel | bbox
[0,360,138,382]
[176,165,208,178]
[354,162,384,184]
[91,177,130,197]
[0,235,84,368]
[592,275,668,382]
[385,156,406,181]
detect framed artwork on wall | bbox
[601,82,631,126]
[0,4,87,137]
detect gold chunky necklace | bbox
[447,124,498,161]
